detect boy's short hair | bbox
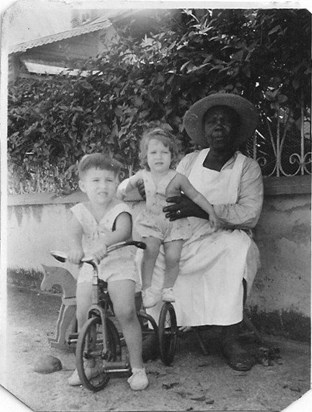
[139,127,180,170]
[78,153,122,179]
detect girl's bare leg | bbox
[141,237,162,290]
[108,280,143,369]
[163,240,183,289]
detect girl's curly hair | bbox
[139,127,180,171]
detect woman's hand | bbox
[163,194,210,221]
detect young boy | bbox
[67,153,148,390]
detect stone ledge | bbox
[263,175,311,196]
[7,175,311,206]
[7,191,88,206]
[245,306,310,342]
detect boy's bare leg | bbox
[163,240,183,289]
[76,280,92,330]
[141,237,162,290]
[108,280,143,369]
[68,280,94,385]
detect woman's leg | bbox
[163,240,183,289]
[141,237,162,290]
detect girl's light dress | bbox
[135,169,191,242]
[71,202,139,285]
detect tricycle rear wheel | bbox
[158,303,177,365]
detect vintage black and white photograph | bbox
[0,0,311,411]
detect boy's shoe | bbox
[127,368,149,390]
[142,287,159,308]
[68,366,101,386]
[162,287,175,302]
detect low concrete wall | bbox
[6,176,311,341]
[249,180,311,341]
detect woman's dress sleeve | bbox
[213,157,263,229]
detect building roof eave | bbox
[10,20,112,54]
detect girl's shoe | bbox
[127,368,149,390]
[162,287,175,302]
[142,287,159,308]
[68,366,100,386]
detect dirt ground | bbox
[1,285,311,412]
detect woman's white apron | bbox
[145,148,258,326]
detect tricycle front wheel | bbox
[76,316,119,392]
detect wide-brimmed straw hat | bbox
[183,93,258,147]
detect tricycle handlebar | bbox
[50,240,146,265]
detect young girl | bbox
[66,153,148,391]
[121,128,218,308]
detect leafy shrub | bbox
[8,9,311,193]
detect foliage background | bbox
[8,9,311,194]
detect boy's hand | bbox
[92,245,108,264]
[67,249,84,265]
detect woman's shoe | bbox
[221,339,255,371]
[127,368,149,390]
[220,324,255,371]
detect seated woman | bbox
[119,93,263,372]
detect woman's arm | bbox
[213,158,263,229]
[164,157,263,229]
